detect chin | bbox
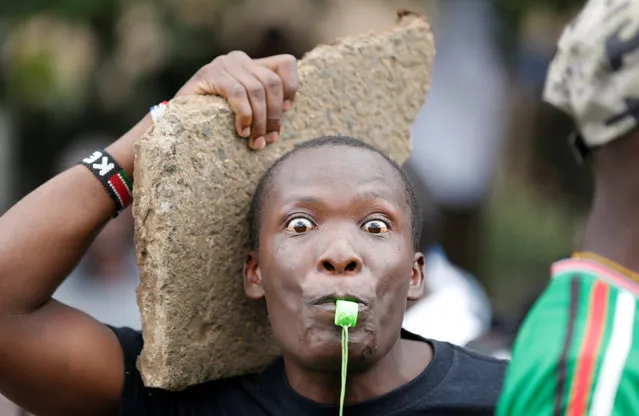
[290,326,381,372]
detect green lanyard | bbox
[334,300,359,416]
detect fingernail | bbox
[283,100,292,112]
[253,136,266,150]
[241,127,250,137]
[266,132,279,143]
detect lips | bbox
[307,294,371,312]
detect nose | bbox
[318,239,363,275]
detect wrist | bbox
[106,114,153,178]
[81,150,133,216]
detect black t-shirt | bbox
[111,326,507,415]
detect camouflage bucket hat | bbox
[544,0,639,160]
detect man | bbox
[0,51,506,415]
[497,1,639,415]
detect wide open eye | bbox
[362,219,389,234]
[286,217,317,234]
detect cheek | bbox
[369,238,413,279]
[259,236,311,310]
[370,244,414,313]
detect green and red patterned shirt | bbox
[497,256,639,416]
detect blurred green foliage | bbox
[0,0,115,21]
[496,0,584,26]
[0,0,587,114]
[0,0,229,199]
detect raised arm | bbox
[0,52,297,415]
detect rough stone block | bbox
[133,10,435,390]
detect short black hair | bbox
[248,136,424,251]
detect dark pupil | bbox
[294,221,308,233]
[368,222,382,233]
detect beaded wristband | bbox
[81,150,133,216]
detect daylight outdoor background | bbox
[0,0,590,413]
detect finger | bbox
[223,52,269,145]
[256,54,299,108]
[220,73,266,148]
[199,66,252,137]
[228,70,267,148]
[246,64,283,143]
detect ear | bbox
[243,250,265,300]
[407,252,425,301]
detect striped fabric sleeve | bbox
[496,272,638,416]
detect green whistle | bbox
[335,300,358,416]
[334,299,359,328]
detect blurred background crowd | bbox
[0,0,593,413]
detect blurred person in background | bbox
[401,162,494,352]
[402,245,494,350]
[401,0,505,354]
[498,0,639,414]
[52,138,140,330]
[405,0,508,279]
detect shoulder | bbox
[107,326,166,414]
[106,326,257,415]
[441,340,508,382]
[511,269,621,359]
[402,330,507,384]
[498,267,638,415]
[109,326,142,354]
[424,338,507,410]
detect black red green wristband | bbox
[81,150,133,216]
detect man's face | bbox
[244,146,425,371]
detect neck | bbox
[582,130,639,273]
[581,185,639,274]
[283,335,432,405]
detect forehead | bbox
[267,145,406,207]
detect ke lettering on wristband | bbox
[81,150,133,216]
[150,100,168,124]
